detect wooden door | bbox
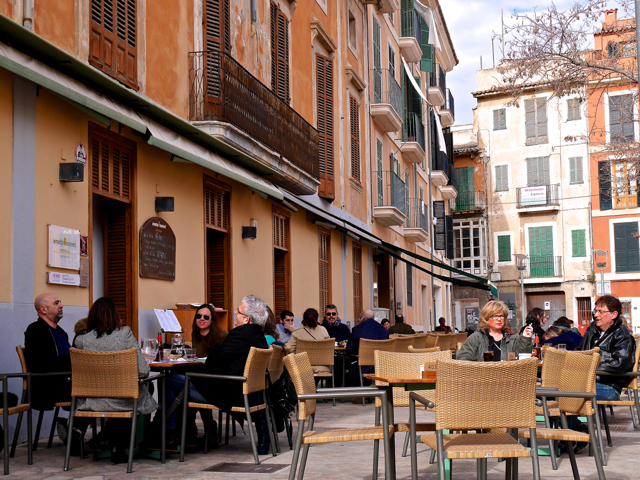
[103,199,132,327]
[207,228,229,311]
[526,292,566,326]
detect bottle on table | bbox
[532,335,541,360]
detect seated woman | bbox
[457,300,534,361]
[263,306,280,345]
[288,308,331,375]
[543,317,583,350]
[191,304,227,357]
[74,297,158,463]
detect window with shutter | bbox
[318,228,332,315]
[352,242,362,322]
[406,263,413,307]
[203,0,230,100]
[609,94,635,143]
[525,98,548,145]
[89,0,138,89]
[389,45,395,76]
[607,41,621,58]
[567,98,581,121]
[598,161,613,210]
[376,140,384,206]
[207,229,229,311]
[273,208,291,316]
[271,3,290,103]
[104,202,132,326]
[526,156,550,187]
[317,54,334,200]
[493,108,506,130]
[445,215,454,259]
[204,176,230,232]
[614,222,640,272]
[350,96,361,181]
[612,160,638,209]
[420,17,432,73]
[90,123,134,202]
[528,226,554,276]
[497,235,511,262]
[571,230,586,257]
[495,165,508,191]
[373,17,381,103]
[569,157,583,184]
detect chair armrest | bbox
[596,370,640,377]
[31,371,72,378]
[536,387,559,392]
[298,390,387,401]
[139,372,164,385]
[317,386,380,393]
[185,372,247,382]
[0,372,30,380]
[409,392,435,409]
[537,390,595,399]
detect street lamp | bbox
[513,253,528,329]
[593,249,608,296]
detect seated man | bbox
[276,309,295,344]
[346,310,388,386]
[321,304,351,343]
[387,314,415,335]
[434,317,452,332]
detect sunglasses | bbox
[326,312,337,316]
[196,314,211,320]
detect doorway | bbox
[527,291,566,326]
[206,228,229,311]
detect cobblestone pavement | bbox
[5,400,640,479]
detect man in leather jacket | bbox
[579,295,636,401]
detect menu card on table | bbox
[154,309,183,333]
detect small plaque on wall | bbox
[139,217,176,281]
[47,271,80,286]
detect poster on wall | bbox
[48,225,80,270]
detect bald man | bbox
[24,293,72,410]
[346,309,388,385]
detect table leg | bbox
[382,385,396,480]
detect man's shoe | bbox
[574,441,589,454]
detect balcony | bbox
[401,113,426,164]
[428,64,446,106]
[188,51,319,195]
[524,256,563,278]
[371,69,403,132]
[516,184,560,210]
[362,0,399,13]
[613,193,638,209]
[431,146,449,186]
[404,198,429,243]
[399,6,423,63]
[450,191,486,213]
[438,185,457,199]
[373,170,408,227]
[440,89,455,127]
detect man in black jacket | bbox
[24,293,72,410]
[321,304,351,343]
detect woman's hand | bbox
[522,325,534,338]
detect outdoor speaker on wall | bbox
[155,197,175,212]
[242,226,257,239]
[59,163,84,182]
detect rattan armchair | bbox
[408,346,440,353]
[295,338,336,406]
[394,336,415,353]
[266,344,289,452]
[424,334,439,348]
[356,338,396,406]
[63,348,165,474]
[413,334,428,349]
[413,358,541,480]
[10,346,71,458]
[180,346,276,465]
[522,349,606,480]
[284,352,394,480]
[1,372,31,475]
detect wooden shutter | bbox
[569,157,583,184]
[614,222,640,272]
[498,235,510,262]
[568,98,581,121]
[493,108,506,130]
[445,215,454,259]
[389,45,395,75]
[406,263,413,307]
[207,230,228,310]
[317,54,334,200]
[104,203,131,326]
[271,3,290,102]
[373,17,381,102]
[203,0,230,101]
[204,177,230,232]
[352,242,362,322]
[376,140,383,205]
[536,97,548,143]
[318,228,331,315]
[495,165,507,191]
[525,98,548,145]
[90,124,133,203]
[274,250,289,316]
[527,157,549,187]
[273,209,290,251]
[89,0,137,89]
[598,160,613,210]
[525,99,536,145]
[350,96,361,181]
[609,96,622,142]
[420,18,432,73]
[572,230,586,257]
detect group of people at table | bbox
[21,290,637,465]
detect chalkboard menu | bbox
[465,307,479,330]
[140,217,176,281]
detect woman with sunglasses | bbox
[191,304,227,357]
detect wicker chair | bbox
[284,352,394,480]
[180,347,276,464]
[63,348,165,474]
[424,334,438,348]
[433,334,455,351]
[414,358,541,480]
[408,346,440,353]
[1,372,32,475]
[413,334,428,349]
[266,344,290,452]
[295,338,336,406]
[10,346,72,458]
[521,349,606,480]
[394,336,415,353]
[357,338,397,406]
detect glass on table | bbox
[161,348,171,361]
[170,333,185,360]
[557,344,567,350]
[483,351,494,362]
[141,338,158,364]
[185,348,196,361]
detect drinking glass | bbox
[141,338,158,364]
[557,344,567,350]
[185,348,196,361]
[483,351,494,362]
[170,334,184,360]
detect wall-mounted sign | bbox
[48,225,80,270]
[47,271,80,286]
[465,307,479,330]
[79,258,89,287]
[140,217,176,281]
[544,301,551,310]
[520,186,547,206]
[75,142,87,167]
[80,235,88,256]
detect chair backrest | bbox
[558,350,600,416]
[69,347,139,399]
[413,334,428,349]
[394,336,415,353]
[295,338,335,367]
[424,334,438,348]
[243,346,273,395]
[268,344,286,384]
[540,347,566,389]
[435,358,538,431]
[626,335,640,389]
[408,346,440,353]
[434,334,455,351]
[15,346,27,390]
[283,352,316,420]
[374,350,452,408]
[358,338,396,367]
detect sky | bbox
[438,0,607,126]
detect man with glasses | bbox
[321,304,351,343]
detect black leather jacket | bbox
[579,318,636,392]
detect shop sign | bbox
[48,225,80,270]
[140,217,176,281]
[520,186,547,206]
[47,271,80,286]
[75,142,87,167]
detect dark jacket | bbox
[192,323,268,411]
[24,318,72,409]
[346,318,388,355]
[579,318,636,392]
[457,329,532,362]
[519,322,545,339]
[543,331,583,351]
[388,322,415,335]
[321,318,351,343]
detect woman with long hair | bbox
[191,304,227,357]
[263,305,280,345]
[287,308,331,374]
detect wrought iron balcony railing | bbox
[406,198,429,230]
[375,170,409,215]
[404,112,425,151]
[450,191,486,213]
[429,63,446,93]
[371,68,403,118]
[188,50,319,179]
[444,88,455,120]
[516,184,560,208]
[524,256,563,278]
[401,4,422,44]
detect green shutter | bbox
[373,17,381,103]
[570,157,583,184]
[614,222,640,272]
[529,226,554,276]
[495,165,508,192]
[493,109,506,130]
[420,18,432,73]
[572,230,586,257]
[376,140,383,206]
[498,235,511,262]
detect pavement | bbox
[5,400,640,479]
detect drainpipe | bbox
[23,0,33,30]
